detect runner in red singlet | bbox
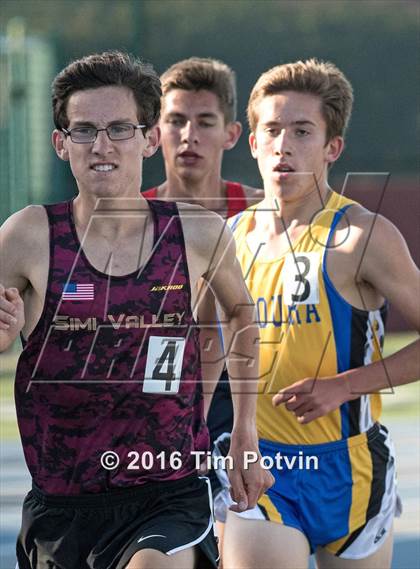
[143,57,264,556]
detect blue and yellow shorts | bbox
[216,423,401,559]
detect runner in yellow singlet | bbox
[221,59,419,569]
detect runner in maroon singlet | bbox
[0,52,273,569]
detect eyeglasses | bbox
[61,123,147,143]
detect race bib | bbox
[143,336,186,394]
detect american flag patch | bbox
[62,283,94,300]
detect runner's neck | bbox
[158,176,228,212]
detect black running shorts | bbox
[17,474,218,568]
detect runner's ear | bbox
[142,125,161,158]
[52,130,69,161]
[325,135,344,165]
[223,121,242,150]
[249,132,258,159]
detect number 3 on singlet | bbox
[144,336,186,393]
[283,252,320,305]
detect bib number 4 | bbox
[143,336,186,394]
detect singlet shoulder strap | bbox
[325,203,354,250]
[226,181,247,218]
[322,203,355,277]
[43,200,79,253]
[228,209,247,234]
[44,200,71,222]
[146,199,193,312]
[142,187,158,199]
[146,198,179,229]
[146,199,187,261]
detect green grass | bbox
[0,414,19,439]
[0,348,21,440]
[1,333,418,440]
[383,332,419,358]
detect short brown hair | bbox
[161,57,237,123]
[247,58,353,141]
[52,51,161,130]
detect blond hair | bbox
[247,58,353,140]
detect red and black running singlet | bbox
[143,181,247,219]
[15,199,209,495]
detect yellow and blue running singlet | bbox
[228,191,400,558]
[230,191,384,445]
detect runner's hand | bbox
[0,285,25,350]
[272,375,353,423]
[227,427,274,512]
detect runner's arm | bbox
[273,214,420,422]
[0,208,35,350]
[181,205,273,510]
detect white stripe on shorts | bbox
[336,426,401,559]
[166,477,216,556]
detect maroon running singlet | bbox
[15,199,209,495]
